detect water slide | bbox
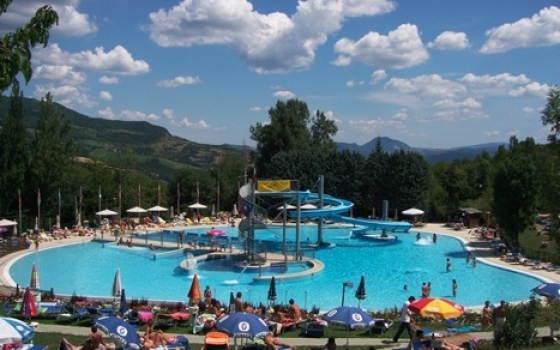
[244,186,412,232]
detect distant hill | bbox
[0,97,246,181]
[337,137,505,163]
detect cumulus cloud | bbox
[33,83,95,108]
[333,24,429,69]
[99,76,119,84]
[119,109,160,121]
[460,72,530,86]
[33,44,149,75]
[34,65,87,85]
[434,97,481,109]
[348,118,406,133]
[484,130,500,136]
[480,6,560,53]
[508,82,550,97]
[392,109,408,120]
[523,107,534,113]
[98,107,115,119]
[384,74,466,98]
[370,69,387,84]
[0,0,96,37]
[99,91,112,101]
[273,90,296,99]
[148,0,396,73]
[157,75,201,88]
[174,118,210,129]
[250,106,262,112]
[428,31,469,50]
[162,109,174,119]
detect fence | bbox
[0,236,29,259]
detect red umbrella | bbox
[21,287,38,318]
[207,228,226,237]
[409,297,464,319]
[188,274,202,305]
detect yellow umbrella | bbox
[409,297,465,319]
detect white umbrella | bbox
[112,269,122,298]
[147,205,168,212]
[55,215,61,229]
[0,316,35,343]
[0,219,17,226]
[301,203,318,210]
[402,208,424,216]
[188,203,207,209]
[96,209,118,216]
[232,204,239,216]
[211,204,216,217]
[277,204,297,210]
[34,217,38,232]
[126,206,147,213]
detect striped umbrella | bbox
[21,287,38,319]
[30,263,40,290]
[188,274,201,305]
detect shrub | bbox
[493,299,539,348]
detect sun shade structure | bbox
[0,316,35,343]
[112,269,122,298]
[0,218,17,226]
[96,209,118,216]
[408,297,465,319]
[147,206,168,212]
[402,208,424,216]
[188,203,207,209]
[188,274,202,304]
[29,263,39,290]
[531,282,560,298]
[126,206,147,213]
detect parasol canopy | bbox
[188,274,202,304]
[216,312,269,338]
[0,316,35,343]
[408,297,464,319]
[112,269,122,298]
[30,263,39,290]
[402,208,424,216]
[277,204,296,210]
[96,209,118,216]
[0,218,18,226]
[126,206,147,213]
[531,282,560,298]
[300,203,318,210]
[207,228,226,237]
[21,287,38,318]
[188,203,207,209]
[95,316,140,350]
[147,206,168,212]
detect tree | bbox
[491,144,537,247]
[541,86,560,143]
[0,82,28,216]
[28,93,74,225]
[0,0,59,92]
[249,99,337,176]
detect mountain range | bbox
[0,97,505,180]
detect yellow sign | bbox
[257,180,291,192]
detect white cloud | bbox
[460,72,530,86]
[250,106,262,112]
[484,130,500,136]
[162,109,174,119]
[157,76,201,88]
[98,107,115,119]
[348,118,405,133]
[508,82,550,98]
[392,109,408,120]
[434,97,481,109]
[370,69,387,84]
[33,44,149,75]
[99,91,112,101]
[333,24,429,69]
[99,76,119,84]
[33,83,95,108]
[522,107,534,113]
[384,74,466,98]
[148,0,396,73]
[0,0,96,37]
[480,6,560,53]
[174,118,210,129]
[346,80,356,87]
[428,31,469,50]
[34,65,87,85]
[273,90,296,99]
[120,110,160,121]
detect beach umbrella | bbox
[147,206,168,212]
[233,204,239,217]
[0,227,6,233]
[402,208,424,216]
[0,316,35,343]
[409,297,465,320]
[0,219,17,226]
[277,204,296,210]
[211,204,216,217]
[96,209,118,216]
[30,263,39,290]
[267,277,277,303]
[112,269,122,298]
[188,203,207,209]
[21,287,38,319]
[323,306,374,347]
[188,274,202,304]
[216,312,269,338]
[531,282,560,298]
[126,206,147,213]
[228,291,236,314]
[120,288,128,316]
[34,217,38,233]
[207,228,226,237]
[300,203,318,210]
[355,275,367,306]
[55,215,61,229]
[95,316,140,350]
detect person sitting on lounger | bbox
[264,332,296,350]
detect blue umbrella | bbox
[95,316,140,350]
[323,306,374,347]
[216,312,269,338]
[0,316,35,343]
[323,306,373,328]
[120,288,128,316]
[532,282,560,298]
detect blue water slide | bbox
[286,193,412,232]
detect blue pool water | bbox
[8,226,542,311]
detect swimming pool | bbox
[7,226,542,311]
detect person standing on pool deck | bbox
[392,296,416,343]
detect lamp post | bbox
[341,281,354,306]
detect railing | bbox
[0,236,29,259]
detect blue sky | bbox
[2,0,560,148]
